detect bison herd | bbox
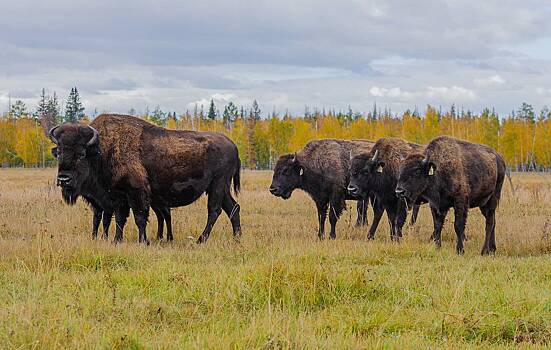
[50,114,509,255]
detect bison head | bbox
[49,123,101,205]
[396,153,435,209]
[347,149,385,198]
[269,153,303,200]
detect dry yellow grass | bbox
[0,169,550,349]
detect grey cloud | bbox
[2,0,551,116]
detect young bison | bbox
[269,139,383,240]
[395,136,506,255]
[347,138,421,240]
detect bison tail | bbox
[233,157,241,196]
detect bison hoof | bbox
[196,236,206,244]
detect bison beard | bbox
[50,114,242,244]
[396,136,506,255]
[269,139,383,240]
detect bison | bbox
[395,136,506,255]
[269,139,383,240]
[49,114,241,244]
[347,138,421,240]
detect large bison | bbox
[395,136,506,255]
[49,114,241,244]
[347,138,421,240]
[269,139,383,239]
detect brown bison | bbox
[395,136,506,255]
[49,114,241,244]
[347,138,421,240]
[269,139,383,239]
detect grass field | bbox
[0,169,550,349]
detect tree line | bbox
[1,89,550,170]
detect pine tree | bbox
[207,99,217,120]
[37,89,48,119]
[64,87,85,123]
[251,100,261,122]
[10,100,28,118]
[37,89,60,135]
[150,105,166,126]
[223,102,238,128]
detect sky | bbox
[1,0,551,117]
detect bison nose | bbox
[57,173,73,186]
[395,186,405,197]
[269,186,279,195]
[347,185,359,196]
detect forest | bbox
[1,88,550,170]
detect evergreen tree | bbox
[251,99,262,122]
[10,100,28,118]
[150,105,166,126]
[64,87,85,123]
[223,102,238,128]
[37,89,60,135]
[36,88,48,119]
[517,102,535,122]
[207,99,217,120]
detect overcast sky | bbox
[2,0,551,117]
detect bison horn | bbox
[371,149,379,162]
[422,154,429,165]
[48,125,60,145]
[86,125,99,147]
[292,152,297,163]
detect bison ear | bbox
[51,147,58,158]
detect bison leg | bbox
[453,205,468,254]
[328,201,344,240]
[152,206,165,241]
[385,204,400,241]
[101,210,113,240]
[91,205,102,240]
[480,202,497,255]
[366,197,384,240]
[132,208,150,244]
[197,192,223,244]
[410,204,420,226]
[113,205,130,243]
[395,199,409,238]
[222,193,241,240]
[163,207,173,242]
[430,206,448,247]
[315,201,328,240]
[355,199,368,227]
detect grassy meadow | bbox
[0,168,550,349]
